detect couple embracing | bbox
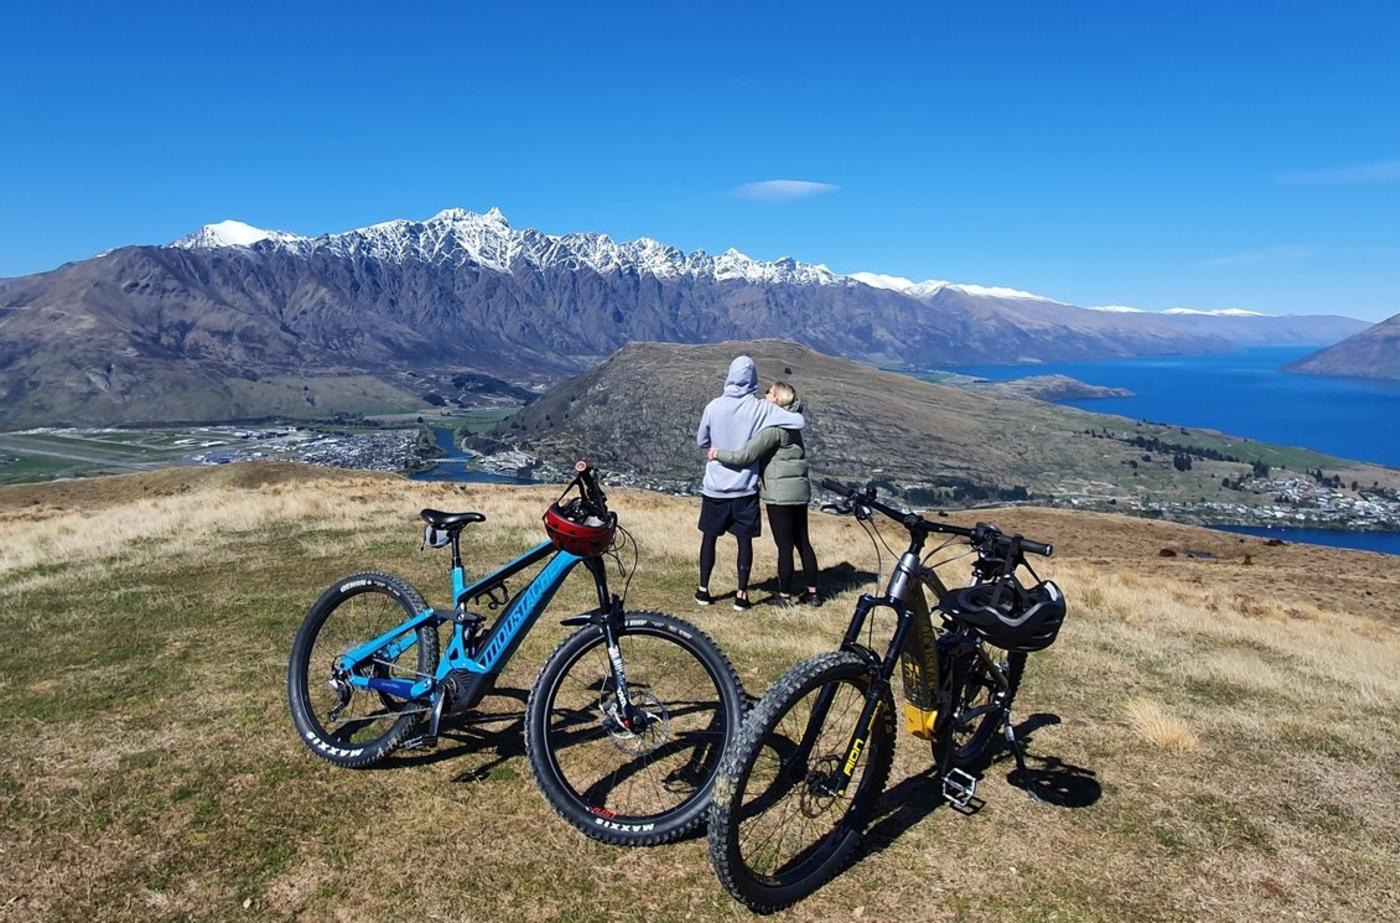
[694,356,820,611]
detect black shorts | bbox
[698,494,762,538]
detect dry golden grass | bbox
[1,462,1398,922]
[1125,699,1201,753]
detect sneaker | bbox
[733,595,752,612]
[694,588,713,606]
[801,592,823,608]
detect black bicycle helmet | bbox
[938,577,1066,652]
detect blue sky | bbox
[1,1,1397,320]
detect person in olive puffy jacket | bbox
[708,381,821,606]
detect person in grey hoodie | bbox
[694,356,805,611]
[708,381,820,607]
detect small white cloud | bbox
[1194,245,1315,268]
[733,179,839,202]
[1279,159,1400,185]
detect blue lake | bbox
[948,347,1400,469]
[408,427,535,484]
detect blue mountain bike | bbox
[286,462,745,846]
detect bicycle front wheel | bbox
[525,611,744,846]
[708,650,895,912]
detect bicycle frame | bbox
[335,539,607,702]
[788,530,1003,795]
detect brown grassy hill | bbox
[484,339,1400,506]
[1,462,1397,921]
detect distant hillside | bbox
[479,340,1400,510]
[1146,310,1367,346]
[1284,311,1400,380]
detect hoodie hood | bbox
[723,356,758,397]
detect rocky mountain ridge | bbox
[0,207,1372,427]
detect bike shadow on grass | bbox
[369,685,530,782]
[368,685,729,806]
[855,713,1101,863]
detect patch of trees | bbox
[873,477,1031,506]
[1307,467,1344,489]
[1125,434,1239,463]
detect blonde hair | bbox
[769,381,797,407]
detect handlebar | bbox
[819,478,1052,558]
[566,460,610,516]
[571,462,610,512]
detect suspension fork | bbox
[579,557,636,717]
[793,596,911,793]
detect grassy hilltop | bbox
[484,339,1400,513]
[1,463,1398,922]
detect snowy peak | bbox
[169,207,844,287]
[849,272,950,299]
[162,210,1293,319]
[848,271,1063,304]
[1162,307,1267,318]
[433,205,509,226]
[172,219,303,249]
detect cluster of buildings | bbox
[189,426,425,472]
[1059,474,1400,530]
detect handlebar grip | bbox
[821,478,855,496]
[1021,539,1053,557]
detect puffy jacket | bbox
[713,400,810,505]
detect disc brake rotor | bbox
[600,689,670,757]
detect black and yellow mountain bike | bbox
[707,478,1066,912]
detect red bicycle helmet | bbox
[543,501,616,557]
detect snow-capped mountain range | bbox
[168,207,1267,317]
[174,207,845,288]
[0,205,1371,427]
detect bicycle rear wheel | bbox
[525,611,744,846]
[287,572,438,769]
[708,650,895,912]
[944,650,1026,772]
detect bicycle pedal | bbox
[400,734,436,751]
[941,768,978,809]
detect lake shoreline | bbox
[945,346,1400,469]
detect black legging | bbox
[767,504,818,595]
[699,532,753,592]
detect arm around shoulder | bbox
[715,426,781,466]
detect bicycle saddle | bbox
[419,509,486,530]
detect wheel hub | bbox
[799,755,842,817]
[601,689,670,757]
